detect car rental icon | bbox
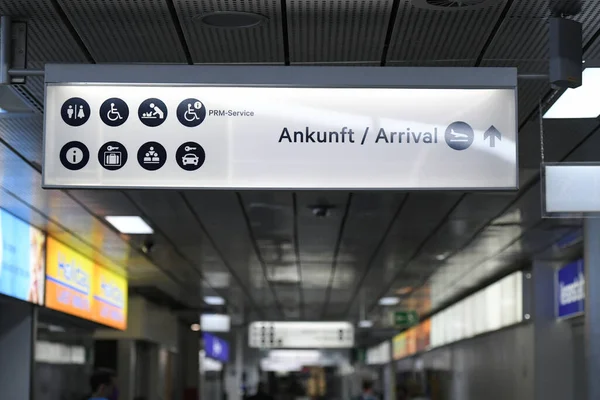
[182,153,199,166]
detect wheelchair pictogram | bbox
[107,103,123,122]
[184,102,203,122]
[100,98,129,127]
[177,98,206,127]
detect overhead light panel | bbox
[378,297,400,306]
[201,314,231,332]
[204,296,225,306]
[358,320,373,328]
[544,68,600,119]
[105,216,153,234]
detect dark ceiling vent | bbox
[412,0,493,10]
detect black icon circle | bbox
[137,142,167,171]
[138,98,168,127]
[445,121,474,151]
[61,97,91,127]
[176,142,206,171]
[60,141,90,170]
[98,141,128,171]
[100,98,129,127]
[177,98,207,127]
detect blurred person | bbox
[356,380,378,400]
[248,382,274,400]
[87,368,118,400]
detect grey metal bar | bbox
[8,68,44,76]
[518,74,549,80]
[44,64,518,88]
[0,16,11,85]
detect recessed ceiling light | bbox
[435,253,449,261]
[544,68,600,119]
[197,11,268,29]
[358,320,373,328]
[191,323,201,332]
[105,216,153,234]
[378,297,400,306]
[204,296,225,306]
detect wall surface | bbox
[398,323,535,400]
[0,300,34,400]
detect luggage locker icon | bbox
[103,146,122,167]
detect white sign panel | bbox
[42,65,518,190]
[200,314,231,333]
[366,341,391,365]
[544,164,600,216]
[248,321,354,349]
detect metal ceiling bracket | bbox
[0,16,32,85]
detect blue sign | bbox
[0,209,46,304]
[203,332,229,363]
[556,259,585,319]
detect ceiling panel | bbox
[174,0,284,63]
[287,0,393,63]
[184,191,283,316]
[57,0,187,62]
[0,115,44,165]
[342,193,463,318]
[386,0,508,64]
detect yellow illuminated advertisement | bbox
[45,238,127,330]
[45,238,94,320]
[93,266,128,330]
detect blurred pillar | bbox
[585,219,600,400]
[0,300,35,400]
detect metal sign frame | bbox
[43,64,519,191]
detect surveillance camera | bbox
[141,239,155,254]
[311,205,331,218]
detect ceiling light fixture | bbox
[544,68,600,119]
[378,297,400,306]
[358,320,373,328]
[191,323,201,332]
[435,253,449,261]
[105,216,154,234]
[197,11,268,29]
[204,296,225,306]
[396,286,412,296]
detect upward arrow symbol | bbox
[484,125,502,148]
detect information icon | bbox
[100,98,129,127]
[98,141,128,171]
[176,142,206,171]
[445,121,474,151]
[177,98,206,127]
[137,142,167,171]
[60,141,89,170]
[61,97,91,127]
[138,98,168,127]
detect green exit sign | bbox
[393,310,418,328]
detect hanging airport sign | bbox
[42,64,518,190]
[248,321,354,349]
[543,163,600,217]
[555,259,585,320]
